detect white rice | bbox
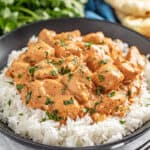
[0,40,150,147]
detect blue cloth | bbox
[85,0,117,22]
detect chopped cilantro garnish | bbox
[46,110,63,121]
[60,39,65,46]
[26,91,32,104]
[98,60,107,65]
[29,66,37,76]
[45,97,54,105]
[8,99,11,106]
[17,73,23,78]
[64,97,74,105]
[16,84,24,91]
[50,70,57,76]
[19,113,23,116]
[45,51,48,58]
[120,120,126,124]
[98,74,105,82]
[86,76,91,81]
[49,59,64,65]
[37,46,42,50]
[88,108,96,114]
[84,42,93,48]
[108,91,116,97]
[7,81,14,85]
[0,109,4,113]
[127,90,131,97]
[96,86,105,95]
[57,59,64,65]
[59,67,70,75]
[99,46,104,50]
[40,118,46,122]
[94,101,101,107]
[68,73,73,81]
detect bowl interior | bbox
[0,18,150,150]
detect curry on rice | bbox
[6,29,146,123]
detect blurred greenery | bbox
[0,0,87,35]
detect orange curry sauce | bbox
[6,29,146,123]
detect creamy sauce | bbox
[6,29,146,123]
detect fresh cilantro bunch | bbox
[0,0,87,35]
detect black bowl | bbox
[0,18,150,150]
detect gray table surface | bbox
[0,130,149,150]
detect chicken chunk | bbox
[54,30,81,41]
[61,65,93,103]
[127,75,142,98]
[59,56,80,73]
[87,44,112,71]
[43,79,80,120]
[115,58,138,82]
[126,46,146,71]
[34,67,58,79]
[6,61,30,82]
[92,64,124,91]
[25,40,55,64]
[96,90,127,116]
[55,41,82,57]
[38,29,56,45]
[20,80,48,110]
[104,38,123,60]
[83,32,104,44]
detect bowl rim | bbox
[0,18,150,149]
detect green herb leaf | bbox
[86,76,91,81]
[17,73,23,78]
[68,73,73,81]
[8,99,11,106]
[19,113,23,116]
[120,120,126,124]
[96,86,105,95]
[59,67,70,75]
[127,90,131,97]
[88,108,95,114]
[45,51,48,58]
[16,84,24,91]
[98,74,105,82]
[50,70,57,76]
[40,118,46,122]
[64,97,74,105]
[46,110,63,121]
[0,0,86,35]
[84,42,93,48]
[108,91,116,97]
[60,39,65,46]
[94,101,101,107]
[29,66,37,76]
[98,60,107,65]
[45,97,54,105]
[57,59,64,65]
[26,91,32,104]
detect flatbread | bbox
[116,11,150,37]
[105,0,150,17]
